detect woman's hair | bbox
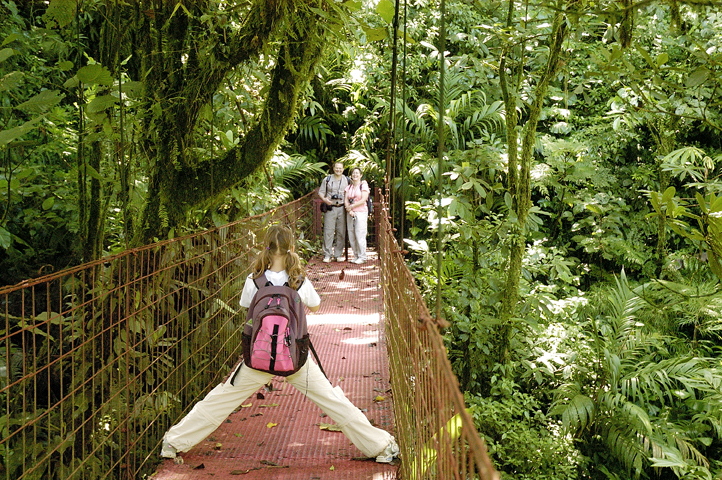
[350,167,362,177]
[250,224,305,289]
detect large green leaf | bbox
[376,0,395,24]
[0,71,23,91]
[86,94,118,113]
[0,47,14,63]
[0,117,42,147]
[0,226,11,249]
[76,64,114,86]
[16,90,64,114]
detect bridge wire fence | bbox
[0,195,313,480]
[1,191,497,480]
[378,193,498,480]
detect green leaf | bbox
[376,0,395,24]
[2,33,21,46]
[16,90,64,114]
[0,226,11,249]
[655,52,668,68]
[696,192,707,214]
[344,1,362,12]
[0,48,15,63]
[42,197,55,210]
[86,94,117,113]
[661,186,675,203]
[76,64,114,86]
[57,60,74,71]
[586,204,602,214]
[0,117,42,147]
[710,195,722,213]
[0,71,24,92]
[686,67,709,88]
[504,191,512,210]
[362,26,387,42]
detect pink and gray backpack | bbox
[241,274,310,376]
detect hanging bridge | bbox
[0,192,497,480]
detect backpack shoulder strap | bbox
[253,273,268,290]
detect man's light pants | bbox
[323,207,345,259]
[164,360,394,458]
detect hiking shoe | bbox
[353,258,366,264]
[323,257,332,263]
[375,439,399,463]
[333,257,342,262]
[160,438,177,459]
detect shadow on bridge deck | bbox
[153,250,397,480]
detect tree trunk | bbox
[496,10,570,365]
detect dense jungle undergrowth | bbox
[2,0,722,478]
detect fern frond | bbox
[597,417,647,476]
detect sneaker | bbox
[333,257,342,262]
[353,258,366,264]
[160,438,177,459]
[323,257,332,263]
[375,439,399,463]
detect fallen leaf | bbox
[193,463,205,469]
[373,395,386,402]
[256,392,265,400]
[250,413,263,417]
[319,423,343,432]
[241,403,253,408]
[259,403,279,408]
[234,433,243,437]
[330,465,335,471]
[231,467,261,475]
[214,443,223,450]
[267,422,278,428]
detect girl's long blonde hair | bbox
[250,224,305,289]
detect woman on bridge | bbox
[160,224,398,464]
[344,167,370,264]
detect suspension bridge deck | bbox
[153,250,398,480]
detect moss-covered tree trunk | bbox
[495,9,570,368]
[126,0,329,245]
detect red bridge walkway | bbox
[153,250,398,480]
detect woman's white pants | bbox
[164,360,393,457]
[346,211,368,261]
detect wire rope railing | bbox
[0,195,313,480]
[379,193,498,480]
[1,190,496,480]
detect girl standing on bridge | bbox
[160,224,398,464]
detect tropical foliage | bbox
[3,0,722,478]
